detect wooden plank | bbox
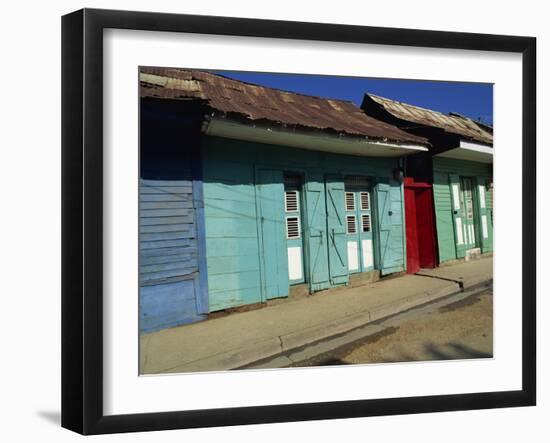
[140,179,192,187]
[140,209,191,217]
[140,185,193,194]
[140,252,198,266]
[140,215,195,226]
[140,238,198,250]
[140,193,194,202]
[140,201,194,210]
[140,260,198,274]
[140,267,198,283]
[139,273,197,287]
[140,231,196,242]
[140,245,198,258]
[140,223,195,233]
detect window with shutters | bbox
[361,214,371,232]
[345,192,355,211]
[360,191,370,211]
[286,216,300,239]
[285,190,299,212]
[346,215,357,234]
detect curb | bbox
[243,278,493,369]
[151,276,492,373]
[173,280,471,373]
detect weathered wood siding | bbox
[432,157,493,263]
[140,179,197,284]
[139,179,207,333]
[202,136,405,312]
[139,100,209,334]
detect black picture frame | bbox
[61,8,536,435]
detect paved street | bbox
[293,288,493,367]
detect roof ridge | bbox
[368,93,456,119]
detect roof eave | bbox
[203,118,428,158]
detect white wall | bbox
[0,1,546,441]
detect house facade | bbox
[139,69,429,333]
[361,94,493,270]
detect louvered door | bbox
[284,174,305,284]
[344,176,374,273]
[475,176,492,253]
[460,177,477,250]
[449,174,467,258]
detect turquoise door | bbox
[325,175,349,286]
[376,181,405,275]
[257,168,289,300]
[305,173,330,292]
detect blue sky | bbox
[212,70,493,126]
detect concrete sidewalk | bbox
[140,256,493,374]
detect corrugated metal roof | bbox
[366,94,493,146]
[140,68,429,146]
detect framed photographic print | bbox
[61,8,536,435]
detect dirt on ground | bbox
[296,290,493,366]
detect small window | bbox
[346,215,357,234]
[286,216,300,239]
[361,214,371,232]
[285,191,299,212]
[345,192,355,211]
[360,192,370,211]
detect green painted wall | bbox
[202,136,405,312]
[432,157,493,263]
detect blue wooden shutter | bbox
[305,174,330,292]
[325,175,349,285]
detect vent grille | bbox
[346,215,357,234]
[286,216,300,239]
[360,192,370,210]
[362,214,371,232]
[345,192,355,211]
[285,191,299,212]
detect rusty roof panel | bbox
[139,68,429,146]
[367,94,492,146]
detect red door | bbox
[404,178,438,273]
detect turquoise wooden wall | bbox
[432,157,493,263]
[201,136,406,312]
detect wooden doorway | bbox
[404,178,438,274]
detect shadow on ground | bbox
[36,410,60,426]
